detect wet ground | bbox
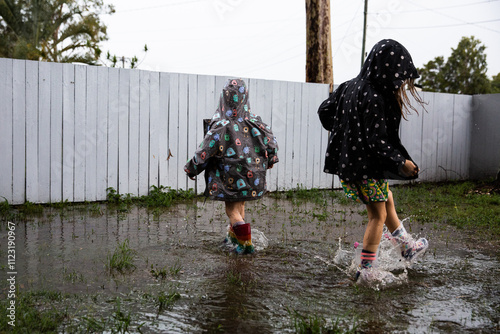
[1,194,499,333]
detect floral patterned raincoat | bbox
[184,79,279,201]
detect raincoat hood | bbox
[217,78,250,121]
[359,39,419,94]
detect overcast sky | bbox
[101,0,500,84]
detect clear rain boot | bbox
[387,223,428,262]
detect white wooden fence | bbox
[400,91,472,182]
[0,58,475,205]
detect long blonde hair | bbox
[396,79,427,120]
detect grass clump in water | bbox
[156,290,181,313]
[226,270,243,286]
[107,239,136,273]
[0,291,68,332]
[288,309,358,334]
[151,265,168,280]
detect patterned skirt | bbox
[340,179,389,204]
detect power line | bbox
[406,0,500,33]
[370,0,500,14]
[116,0,209,13]
[378,18,500,32]
[332,0,364,60]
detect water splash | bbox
[325,234,413,290]
[220,228,269,254]
[252,229,269,251]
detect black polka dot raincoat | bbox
[318,39,419,182]
[184,79,279,201]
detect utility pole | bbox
[306,0,333,91]
[360,0,368,68]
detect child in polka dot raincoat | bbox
[185,78,279,254]
[318,39,428,282]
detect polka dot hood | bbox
[317,39,419,182]
[360,39,419,94]
[184,79,279,201]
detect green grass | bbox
[0,185,197,222]
[0,291,68,332]
[107,239,136,273]
[156,290,181,313]
[169,260,183,276]
[151,265,168,280]
[106,185,195,209]
[392,180,500,236]
[273,180,500,237]
[288,309,359,334]
[80,297,145,333]
[226,270,243,286]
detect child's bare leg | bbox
[225,201,245,226]
[225,201,253,253]
[363,201,387,253]
[385,189,429,260]
[384,190,401,233]
[239,202,245,221]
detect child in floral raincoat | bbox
[185,78,279,253]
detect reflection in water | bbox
[0,196,499,332]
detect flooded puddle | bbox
[1,195,499,333]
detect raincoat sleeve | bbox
[318,92,336,131]
[266,133,279,167]
[258,119,279,168]
[362,98,408,173]
[184,126,224,178]
[317,83,344,131]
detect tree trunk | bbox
[306,0,333,91]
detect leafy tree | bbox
[415,56,445,93]
[491,73,500,94]
[0,0,114,64]
[417,36,492,94]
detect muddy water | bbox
[1,196,499,333]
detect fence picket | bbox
[96,66,109,200]
[118,68,130,194]
[73,65,86,202]
[0,59,13,203]
[129,69,140,195]
[25,61,39,202]
[50,63,63,202]
[62,63,75,202]
[149,72,160,189]
[107,68,120,195]
[37,62,51,203]
[138,70,150,196]
[86,65,98,201]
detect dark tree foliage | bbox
[0,0,114,64]
[417,36,492,95]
